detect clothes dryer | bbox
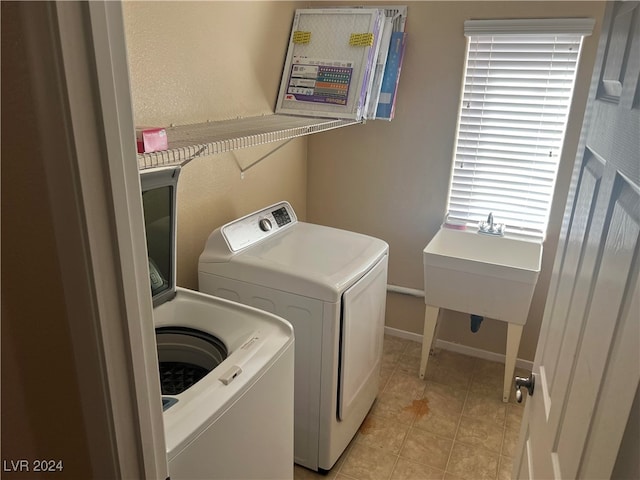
[198,201,388,472]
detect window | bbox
[446,19,595,240]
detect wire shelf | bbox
[137,114,361,170]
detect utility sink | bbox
[423,227,542,325]
[419,227,543,402]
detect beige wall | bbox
[307,1,606,361]
[123,1,307,289]
[123,1,606,361]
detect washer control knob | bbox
[259,218,272,232]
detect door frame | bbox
[45,2,167,477]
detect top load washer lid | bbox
[198,202,388,302]
[140,166,181,307]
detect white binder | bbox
[275,8,385,121]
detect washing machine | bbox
[141,167,295,480]
[198,201,388,472]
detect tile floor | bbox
[294,334,527,480]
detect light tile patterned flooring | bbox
[294,335,527,480]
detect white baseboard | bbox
[384,326,534,371]
[384,326,423,343]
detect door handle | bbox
[514,375,535,403]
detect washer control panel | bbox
[221,201,297,252]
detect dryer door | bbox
[338,255,388,420]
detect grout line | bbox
[387,454,401,480]
[498,427,508,480]
[497,455,506,480]
[442,379,471,476]
[335,471,358,480]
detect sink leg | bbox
[503,323,524,403]
[419,305,440,380]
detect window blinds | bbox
[447,19,594,239]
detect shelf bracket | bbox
[233,139,293,177]
[179,145,208,168]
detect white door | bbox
[514,3,640,479]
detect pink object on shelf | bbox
[136,127,168,153]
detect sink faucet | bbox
[478,212,504,236]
